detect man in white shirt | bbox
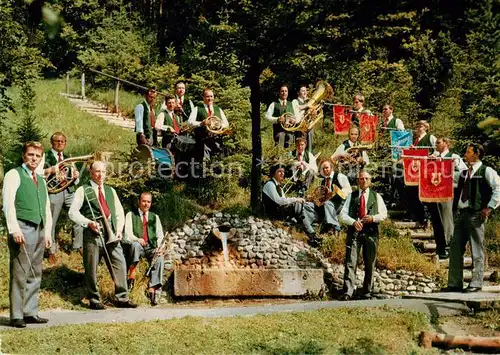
[43,132,83,263]
[331,126,370,183]
[339,170,387,300]
[69,161,137,310]
[381,104,404,131]
[123,192,165,305]
[3,141,52,327]
[445,143,500,293]
[156,95,182,149]
[134,88,158,146]
[265,85,297,148]
[351,94,372,127]
[173,80,195,120]
[292,85,314,152]
[188,88,229,161]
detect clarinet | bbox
[146,232,168,277]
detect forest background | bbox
[0,0,498,216]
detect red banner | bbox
[402,148,429,186]
[333,105,351,135]
[359,113,378,143]
[419,158,454,202]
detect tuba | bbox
[46,152,112,194]
[280,81,334,133]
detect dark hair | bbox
[146,88,157,96]
[468,143,484,158]
[269,164,286,177]
[295,137,307,145]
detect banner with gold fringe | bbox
[359,113,378,143]
[333,105,351,135]
[419,158,454,202]
[402,148,429,186]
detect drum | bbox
[135,145,174,179]
[171,135,196,153]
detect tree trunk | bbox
[249,50,262,214]
[420,331,500,352]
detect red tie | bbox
[298,153,302,161]
[142,213,149,243]
[208,106,212,117]
[325,177,331,192]
[98,186,111,219]
[359,190,366,219]
[172,112,179,133]
[32,171,38,187]
[461,167,473,203]
[414,136,420,146]
[179,98,183,107]
[58,152,63,162]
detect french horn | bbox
[307,184,346,207]
[46,152,112,194]
[205,115,230,135]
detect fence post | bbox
[81,73,85,100]
[65,73,70,95]
[114,80,120,114]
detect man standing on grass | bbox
[3,141,53,328]
[339,170,387,300]
[135,88,158,146]
[44,132,83,264]
[69,161,137,310]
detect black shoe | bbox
[127,279,135,291]
[463,287,482,293]
[24,316,48,324]
[440,286,463,293]
[339,294,352,301]
[147,290,158,306]
[116,300,138,308]
[89,302,106,310]
[438,253,449,260]
[358,293,372,300]
[10,318,26,328]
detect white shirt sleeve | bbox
[265,103,278,123]
[485,166,500,209]
[332,143,346,159]
[68,186,93,228]
[42,180,53,238]
[155,111,166,131]
[372,192,388,223]
[219,108,229,129]
[396,119,405,131]
[123,212,138,243]
[262,181,300,206]
[188,106,201,127]
[155,214,165,247]
[338,173,352,196]
[134,104,144,133]
[111,187,125,235]
[362,151,370,165]
[339,193,356,226]
[430,135,437,148]
[2,169,21,234]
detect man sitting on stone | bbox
[262,163,306,223]
[123,192,165,305]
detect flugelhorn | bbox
[46,152,112,194]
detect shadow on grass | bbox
[338,337,387,354]
[250,339,325,355]
[41,264,86,306]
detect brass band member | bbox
[351,94,372,127]
[69,161,137,310]
[445,143,500,293]
[290,137,316,196]
[174,80,195,120]
[339,170,387,301]
[3,141,53,328]
[292,86,313,152]
[124,192,165,306]
[331,126,369,183]
[382,104,404,130]
[44,132,83,263]
[302,159,351,245]
[188,88,229,161]
[427,137,467,259]
[413,120,436,148]
[134,88,158,146]
[265,85,297,148]
[156,95,182,149]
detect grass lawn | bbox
[0,307,433,354]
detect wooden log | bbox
[419,331,500,351]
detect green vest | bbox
[44,150,77,193]
[160,109,181,131]
[131,210,158,248]
[416,133,432,147]
[141,100,153,139]
[177,95,192,120]
[272,101,294,117]
[348,189,380,235]
[454,164,493,211]
[14,167,47,226]
[387,118,397,129]
[195,104,222,122]
[80,184,117,233]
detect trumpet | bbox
[46,152,112,194]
